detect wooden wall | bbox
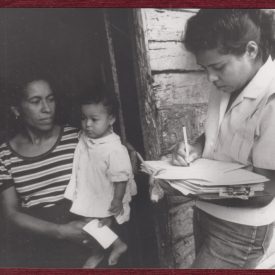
[132,8,216,267]
[144,9,215,151]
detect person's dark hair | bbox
[184,9,274,62]
[5,70,57,107]
[78,84,119,118]
[1,70,60,138]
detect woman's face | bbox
[17,80,56,131]
[196,47,257,94]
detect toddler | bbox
[65,87,137,266]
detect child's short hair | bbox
[78,84,119,117]
[184,9,273,62]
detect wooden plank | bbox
[103,11,126,143]
[149,41,200,71]
[132,9,162,160]
[153,72,214,107]
[144,9,197,41]
[168,198,195,268]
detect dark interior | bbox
[0,8,158,268]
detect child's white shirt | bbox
[64,131,137,224]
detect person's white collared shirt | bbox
[197,57,275,226]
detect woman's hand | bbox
[1,187,95,247]
[171,141,203,166]
[57,220,89,244]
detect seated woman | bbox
[0,73,101,268]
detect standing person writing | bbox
[172,9,275,268]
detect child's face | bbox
[81,103,115,139]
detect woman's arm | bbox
[252,167,275,206]
[202,167,275,208]
[1,186,88,243]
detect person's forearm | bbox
[253,167,275,205]
[5,207,62,239]
[205,195,273,208]
[113,181,127,201]
[256,168,275,196]
[1,187,62,239]
[207,167,275,208]
[1,187,87,244]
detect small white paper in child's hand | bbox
[83,219,118,249]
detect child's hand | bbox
[98,217,113,227]
[109,198,124,216]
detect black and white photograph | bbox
[0,8,275,270]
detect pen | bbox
[182,126,190,166]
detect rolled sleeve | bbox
[108,146,132,183]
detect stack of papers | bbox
[141,158,268,199]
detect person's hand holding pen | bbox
[171,141,202,166]
[170,127,203,166]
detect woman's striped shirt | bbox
[0,126,79,208]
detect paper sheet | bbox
[143,158,245,174]
[83,219,118,249]
[142,158,268,185]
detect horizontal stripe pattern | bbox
[0,126,79,208]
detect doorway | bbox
[0,8,159,267]
[0,8,109,138]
